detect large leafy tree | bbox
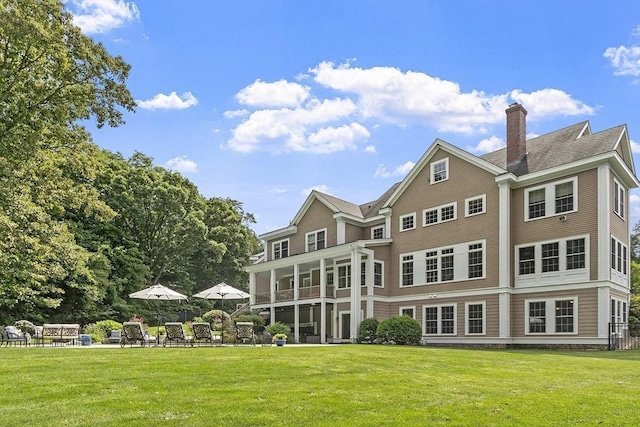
[0,0,135,323]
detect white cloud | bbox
[225,61,596,154]
[302,185,335,196]
[365,145,377,153]
[223,109,249,119]
[468,135,505,154]
[70,0,140,34]
[510,89,596,118]
[604,46,640,78]
[631,139,640,154]
[165,156,198,173]
[236,79,311,108]
[374,161,415,178]
[225,98,359,153]
[269,188,287,195]
[136,92,198,110]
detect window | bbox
[402,240,486,286]
[326,270,334,286]
[614,179,626,219]
[424,304,456,335]
[430,158,449,183]
[611,237,628,276]
[306,229,326,252]
[423,202,457,226]
[468,243,483,278]
[525,177,577,220]
[400,213,416,232]
[526,298,577,334]
[372,226,384,239]
[400,307,415,318]
[541,242,559,273]
[465,194,486,217]
[374,262,383,287]
[360,261,366,286]
[466,302,485,335]
[515,236,588,283]
[402,255,414,286]
[337,265,351,289]
[272,239,289,260]
[519,246,535,275]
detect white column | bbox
[249,272,256,305]
[293,263,299,301]
[597,164,611,281]
[294,303,300,343]
[320,258,327,343]
[350,248,362,343]
[336,218,346,245]
[598,286,610,338]
[498,180,511,288]
[270,268,276,303]
[499,291,510,339]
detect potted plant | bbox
[273,333,287,346]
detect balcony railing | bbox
[254,285,336,304]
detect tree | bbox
[0,0,135,323]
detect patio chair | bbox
[234,321,256,346]
[120,322,156,347]
[191,322,222,347]
[108,330,122,344]
[163,322,193,347]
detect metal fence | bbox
[609,322,640,350]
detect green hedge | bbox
[376,316,421,345]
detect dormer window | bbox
[430,158,449,184]
[272,239,289,260]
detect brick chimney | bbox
[506,103,527,165]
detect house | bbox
[246,103,638,348]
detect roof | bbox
[480,121,629,176]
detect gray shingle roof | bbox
[480,121,624,176]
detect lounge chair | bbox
[163,322,193,347]
[191,322,221,346]
[120,322,156,347]
[108,330,122,344]
[234,321,256,346]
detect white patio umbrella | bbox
[193,282,250,343]
[129,284,188,336]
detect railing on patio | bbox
[254,286,336,304]
[609,322,640,350]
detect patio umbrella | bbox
[193,282,250,343]
[129,284,188,336]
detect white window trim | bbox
[272,238,290,260]
[465,194,487,217]
[423,303,457,336]
[611,235,628,285]
[613,177,626,220]
[524,177,578,221]
[400,239,486,287]
[514,234,589,287]
[399,213,416,232]
[423,202,457,227]
[371,225,384,239]
[465,301,486,336]
[305,228,327,252]
[399,306,416,319]
[302,277,311,287]
[373,260,384,288]
[524,297,578,335]
[430,157,449,184]
[337,264,352,289]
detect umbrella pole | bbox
[220,295,224,344]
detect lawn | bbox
[1,345,639,426]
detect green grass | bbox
[1,345,639,426]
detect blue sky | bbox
[67,0,640,235]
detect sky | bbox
[66,0,640,236]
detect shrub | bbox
[14,320,36,335]
[265,322,290,341]
[83,320,123,344]
[235,313,265,332]
[376,316,422,345]
[358,318,379,343]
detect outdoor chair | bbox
[1,326,29,347]
[234,321,256,346]
[108,330,121,344]
[120,322,156,347]
[163,322,193,347]
[191,322,222,346]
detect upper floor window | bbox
[272,239,289,260]
[465,194,486,217]
[525,177,577,221]
[306,229,326,252]
[430,158,449,184]
[423,202,457,226]
[402,255,414,286]
[337,264,351,289]
[611,236,628,276]
[613,178,626,220]
[374,261,383,287]
[515,235,588,286]
[371,226,384,239]
[400,213,416,232]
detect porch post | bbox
[350,247,361,343]
[320,257,327,343]
[294,303,300,343]
[270,268,276,303]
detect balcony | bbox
[253,285,336,304]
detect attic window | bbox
[430,158,449,184]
